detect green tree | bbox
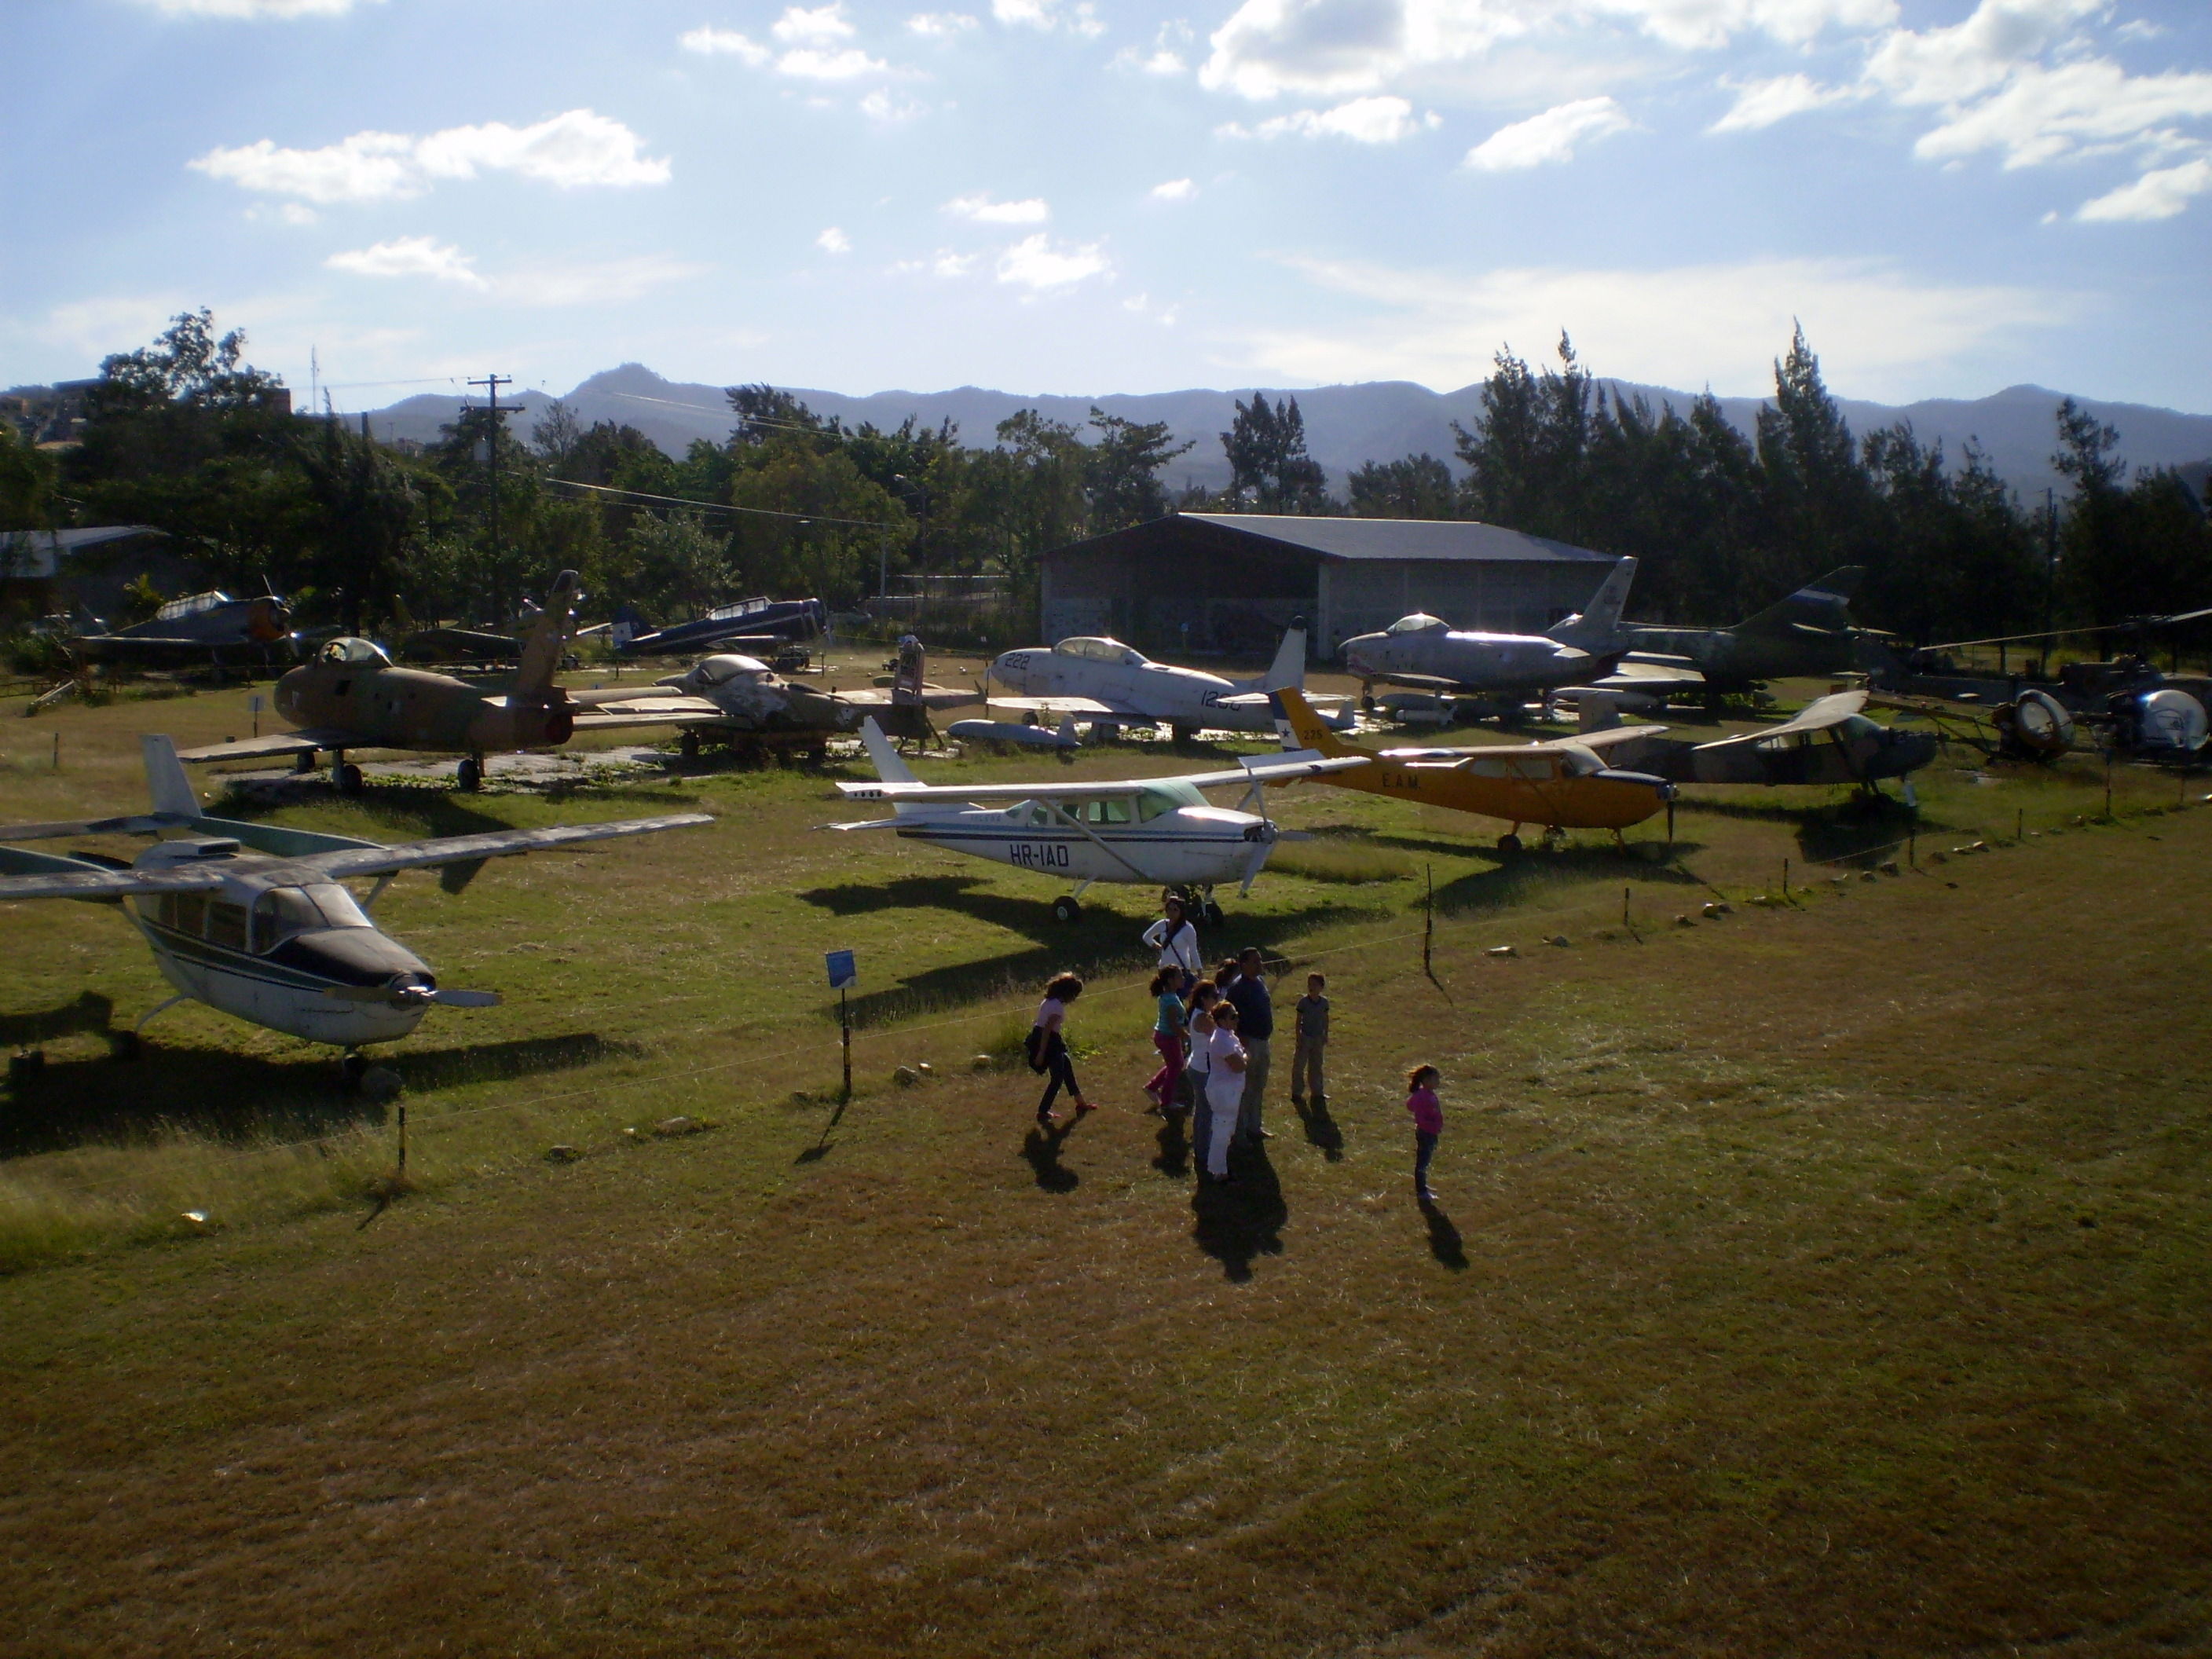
[1346,454,1456,519]
[1221,394,1328,512]
[0,422,57,534]
[1753,323,1871,590]
[1084,408,1190,530]
[294,416,424,635]
[1452,335,1598,542]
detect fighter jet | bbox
[1274,687,1673,852]
[1610,567,1866,696]
[0,734,710,1068]
[983,623,1350,742]
[69,590,299,668]
[826,718,1368,921]
[1338,558,1638,705]
[175,571,715,793]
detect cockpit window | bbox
[250,883,372,952]
[1056,637,1139,664]
[1082,798,1133,825]
[320,637,392,668]
[1386,613,1446,635]
[1136,789,1179,822]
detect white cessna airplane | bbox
[0,735,710,1069]
[983,623,1352,742]
[828,720,1367,921]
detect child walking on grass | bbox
[1031,973,1090,1128]
[1405,1064,1443,1200]
[1144,966,1188,1114]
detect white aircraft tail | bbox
[1241,622,1309,694]
[860,717,921,786]
[141,734,200,819]
[1574,692,1624,733]
[1547,558,1637,651]
[515,569,582,696]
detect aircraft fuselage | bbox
[276,660,575,753]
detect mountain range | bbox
[361,363,2212,504]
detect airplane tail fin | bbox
[515,570,581,695]
[1240,621,1309,694]
[1574,692,1624,733]
[860,716,921,786]
[141,734,200,819]
[1547,558,1638,650]
[1737,566,1862,634]
[1274,687,1356,756]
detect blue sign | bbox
[825,949,858,991]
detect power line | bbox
[540,474,899,531]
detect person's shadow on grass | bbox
[1151,1108,1190,1177]
[1417,1193,1468,1270]
[1191,1141,1287,1283]
[1291,1094,1344,1162]
[1021,1120,1079,1193]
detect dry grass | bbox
[2,678,2209,1655]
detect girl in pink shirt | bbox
[1405,1064,1443,1200]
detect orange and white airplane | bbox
[1273,687,1675,851]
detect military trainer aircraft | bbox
[827,718,1368,921]
[1338,558,1638,705]
[983,624,1350,741]
[176,571,706,793]
[70,589,299,668]
[0,734,711,1068]
[1275,688,1674,851]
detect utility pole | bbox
[468,372,511,618]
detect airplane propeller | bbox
[1238,820,1276,895]
[324,977,502,1009]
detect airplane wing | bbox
[983,694,1121,716]
[562,684,706,709]
[567,699,727,730]
[1601,660,1707,689]
[0,812,181,841]
[286,813,716,879]
[1211,690,1352,710]
[175,729,360,764]
[1692,691,1867,752]
[834,753,1368,803]
[1560,723,1670,753]
[0,860,228,903]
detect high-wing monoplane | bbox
[0,734,711,1067]
[826,718,1368,921]
[1621,690,1939,793]
[983,624,1350,741]
[1275,687,1674,851]
[1338,558,1638,704]
[175,571,712,793]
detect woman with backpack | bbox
[1027,972,1090,1128]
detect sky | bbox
[2,0,2209,414]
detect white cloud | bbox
[996,233,1110,289]
[130,0,375,15]
[860,88,926,119]
[1911,59,2212,168]
[681,25,771,62]
[944,191,1050,222]
[245,200,322,225]
[773,4,855,44]
[906,10,979,34]
[818,225,853,252]
[190,110,669,203]
[326,236,487,288]
[2077,155,2212,221]
[1249,95,1423,142]
[776,46,892,78]
[991,0,1103,35]
[936,250,980,276]
[1150,177,1199,200]
[1243,254,2068,397]
[1709,73,1854,132]
[1863,0,2101,109]
[1198,0,1895,101]
[1465,97,1632,169]
[1115,19,1193,72]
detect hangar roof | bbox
[1041,513,1613,565]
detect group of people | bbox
[1024,895,1446,1200]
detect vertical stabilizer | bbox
[1243,622,1309,694]
[1274,688,1357,757]
[515,569,581,695]
[859,717,921,785]
[1547,558,1638,650]
[1737,566,1862,634]
[141,734,200,819]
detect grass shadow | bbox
[1020,1121,1079,1192]
[0,990,115,1049]
[1192,1142,1287,1283]
[1432,849,1702,917]
[1151,1109,1191,1177]
[0,1030,633,1159]
[1291,1093,1344,1161]
[1418,1194,1469,1270]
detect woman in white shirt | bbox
[1141,897,1200,991]
[1201,998,1248,1185]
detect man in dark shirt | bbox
[1225,946,1274,1142]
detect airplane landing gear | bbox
[679,730,701,760]
[340,1049,368,1085]
[1496,833,1523,854]
[456,756,483,792]
[333,757,364,796]
[1051,895,1083,924]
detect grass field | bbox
[2,670,2207,1655]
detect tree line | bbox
[3,309,2206,650]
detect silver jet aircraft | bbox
[827,719,1365,921]
[984,624,1349,740]
[1339,557,1638,702]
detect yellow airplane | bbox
[1274,687,1676,851]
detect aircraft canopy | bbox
[319,637,394,668]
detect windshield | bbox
[251,882,372,953]
[320,637,392,668]
[1387,613,1446,635]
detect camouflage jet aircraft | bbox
[1608,567,1866,697]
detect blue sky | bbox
[3,0,2208,414]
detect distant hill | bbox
[361,362,2212,502]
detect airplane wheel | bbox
[335,762,365,797]
[679,730,700,760]
[1201,899,1225,928]
[456,756,482,792]
[339,1050,368,1085]
[1052,896,1083,925]
[1496,833,1522,854]
[111,1032,139,1063]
